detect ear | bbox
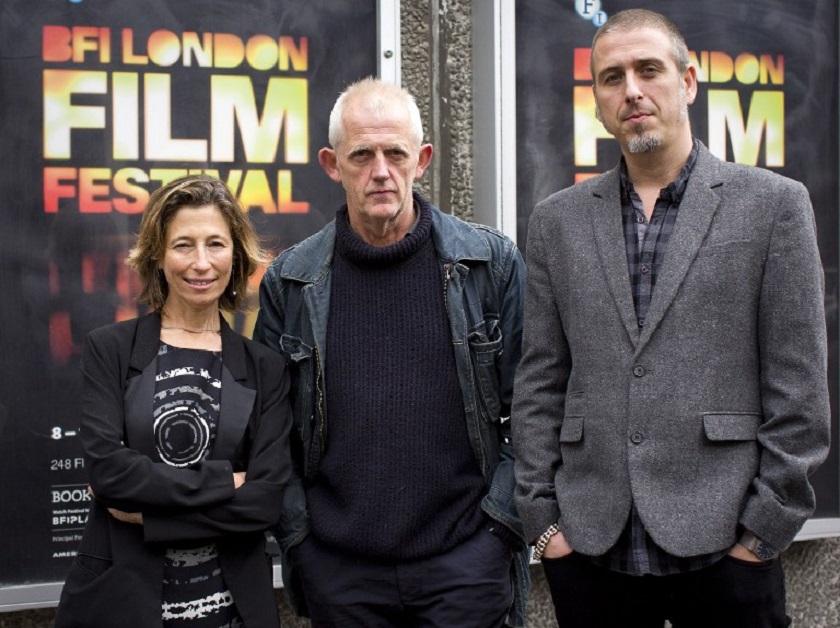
[414,144,434,180]
[591,84,604,124]
[683,65,698,106]
[318,147,342,183]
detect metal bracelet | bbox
[533,523,561,561]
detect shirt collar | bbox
[619,137,700,205]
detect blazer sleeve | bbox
[82,328,236,512]
[512,206,569,543]
[740,180,831,550]
[141,351,293,542]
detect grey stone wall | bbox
[1,2,837,626]
[403,0,473,220]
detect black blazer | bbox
[55,312,292,628]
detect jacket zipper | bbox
[443,263,451,311]
[315,347,325,459]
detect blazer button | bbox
[631,432,644,444]
[632,365,646,377]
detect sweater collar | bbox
[279,192,494,284]
[334,198,433,267]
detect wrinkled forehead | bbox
[340,103,417,146]
[343,96,411,127]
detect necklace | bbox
[160,325,221,335]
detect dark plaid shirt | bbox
[592,139,726,576]
[623,140,696,327]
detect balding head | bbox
[328,77,424,149]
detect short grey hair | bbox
[591,9,690,75]
[327,77,424,148]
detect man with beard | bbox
[513,8,829,627]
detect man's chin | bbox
[627,133,663,154]
[363,202,402,220]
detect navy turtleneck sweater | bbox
[307,198,486,561]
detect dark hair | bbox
[126,174,264,312]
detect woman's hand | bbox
[233,472,247,489]
[108,508,143,525]
[89,486,143,524]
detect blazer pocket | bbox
[559,416,584,443]
[702,412,761,441]
[73,553,113,580]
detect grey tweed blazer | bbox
[513,143,830,558]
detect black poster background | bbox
[0,0,376,586]
[516,0,839,518]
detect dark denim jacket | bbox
[254,194,530,626]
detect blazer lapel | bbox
[213,368,255,460]
[124,360,159,460]
[210,317,254,461]
[637,147,724,349]
[124,313,162,460]
[589,169,641,346]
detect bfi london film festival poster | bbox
[516,0,839,518]
[0,0,375,586]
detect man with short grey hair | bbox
[256,77,530,627]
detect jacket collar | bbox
[279,192,491,284]
[425,193,492,264]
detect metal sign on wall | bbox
[514,0,839,524]
[0,0,380,607]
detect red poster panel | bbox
[0,0,377,589]
[515,0,839,519]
